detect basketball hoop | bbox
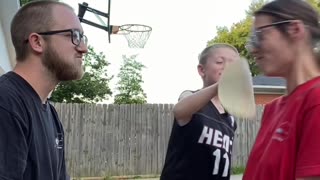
[78,2,152,48]
[112,24,152,48]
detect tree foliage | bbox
[20,0,31,6]
[306,0,320,11]
[207,0,265,76]
[114,55,147,104]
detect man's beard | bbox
[41,45,84,81]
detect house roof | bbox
[252,75,286,86]
[252,75,286,94]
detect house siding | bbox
[255,94,283,105]
[0,0,19,74]
[0,23,12,73]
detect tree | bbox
[207,0,265,76]
[50,46,113,103]
[20,0,31,6]
[307,0,320,11]
[114,55,147,104]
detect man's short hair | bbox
[10,1,73,62]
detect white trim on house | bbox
[0,0,19,74]
[253,85,286,95]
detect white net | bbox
[119,24,152,48]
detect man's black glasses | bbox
[25,29,88,46]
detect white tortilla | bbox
[218,58,256,120]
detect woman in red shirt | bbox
[243,0,320,180]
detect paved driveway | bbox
[231,174,243,180]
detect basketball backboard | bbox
[78,1,152,48]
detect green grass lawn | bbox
[231,166,246,175]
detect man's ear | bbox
[27,33,45,54]
[197,64,205,78]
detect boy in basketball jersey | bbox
[160,44,239,180]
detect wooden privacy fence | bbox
[53,103,264,177]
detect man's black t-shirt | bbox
[160,92,237,180]
[0,72,69,180]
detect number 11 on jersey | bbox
[212,149,229,177]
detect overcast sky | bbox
[62,0,253,103]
